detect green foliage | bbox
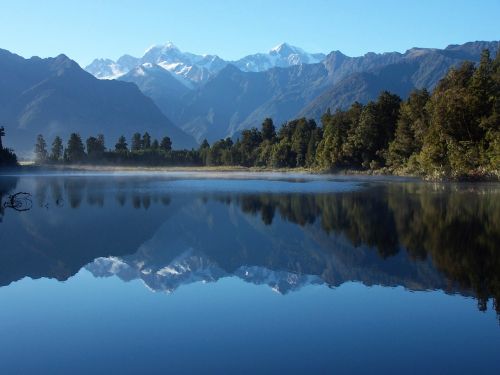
[86,134,105,160]
[0,126,5,151]
[151,139,159,150]
[29,49,498,179]
[238,128,263,166]
[261,118,276,142]
[160,136,172,152]
[387,90,430,169]
[416,53,499,179]
[34,134,48,163]
[115,136,128,152]
[199,139,210,165]
[66,133,86,163]
[50,136,64,162]
[206,138,233,166]
[131,132,142,151]
[0,148,17,167]
[142,132,151,149]
[0,126,17,167]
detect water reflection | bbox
[0,176,22,221]
[0,175,499,318]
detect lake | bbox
[0,171,499,374]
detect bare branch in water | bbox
[3,192,32,212]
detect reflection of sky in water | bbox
[0,173,499,374]
[1,271,499,374]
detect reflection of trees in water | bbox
[32,177,172,211]
[229,184,500,317]
[7,177,500,318]
[233,188,400,257]
[0,176,19,222]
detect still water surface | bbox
[0,172,499,374]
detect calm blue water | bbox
[0,172,499,374]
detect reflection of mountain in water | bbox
[0,175,499,317]
[87,183,499,319]
[88,252,324,294]
[0,176,175,286]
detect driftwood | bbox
[3,192,32,211]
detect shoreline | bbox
[1,163,499,182]
[2,163,401,175]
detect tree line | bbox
[0,126,17,167]
[198,49,499,179]
[34,49,499,179]
[34,132,200,166]
[231,184,500,317]
[18,174,500,318]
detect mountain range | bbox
[0,40,498,155]
[85,42,326,86]
[87,41,499,143]
[0,49,197,155]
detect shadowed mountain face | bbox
[173,41,499,142]
[1,174,498,318]
[118,63,191,123]
[0,49,197,155]
[300,41,500,118]
[82,41,500,143]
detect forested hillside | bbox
[34,50,500,180]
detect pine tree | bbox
[50,136,63,161]
[34,134,48,163]
[151,139,159,150]
[142,132,151,150]
[115,136,128,152]
[131,133,142,151]
[160,136,172,152]
[387,90,429,169]
[66,133,86,162]
[261,118,276,142]
[86,135,105,159]
[0,126,4,151]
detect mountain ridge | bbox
[0,49,197,155]
[85,41,327,85]
[175,40,499,142]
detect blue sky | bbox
[0,0,499,67]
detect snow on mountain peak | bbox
[270,42,302,55]
[270,42,286,52]
[233,43,326,72]
[144,41,179,54]
[163,41,178,49]
[85,42,327,83]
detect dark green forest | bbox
[0,126,17,167]
[32,50,499,179]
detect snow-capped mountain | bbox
[85,42,228,87]
[234,42,326,72]
[85,58,127,79]
[140,42,227,87]
[87,250,228,293]
[84,42,326,86]
[86,251,324,294]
